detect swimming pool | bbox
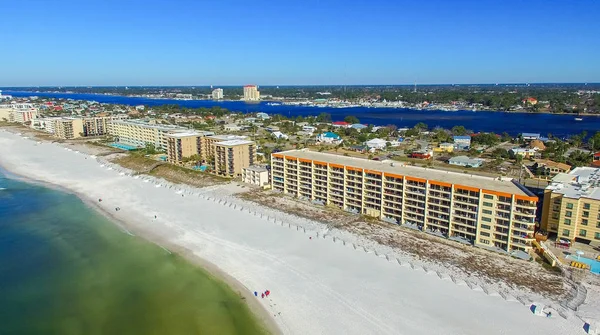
[567,255,600,274]
[109,143,138,151]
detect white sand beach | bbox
[0,130,589,335]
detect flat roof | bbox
[547,167,600,200]
[274,149,534,197]
[110,119,187,131]
[216,140,254,146]
[209,134,248,141]
[244,165,268,172]
[165,130,214,138]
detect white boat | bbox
[575,117,583,121]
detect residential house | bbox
[272,131,289,140]
[302,125,317,134]
[317,132,343,144]
[522,133,541,141]
[434,142,454,153]
[448,156,484,168]
[256,112,270,120]
[453,136,471,150]
[409,149,432,159]
[529,139,546,151]
[224,124,243,131]
[350,123,367,131]
[593,152,600,167]
[510,148,540,159]
[365,138,387,150]
[332,121,350,128]
[532,159,571,179]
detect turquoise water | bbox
[109,142,138,150]
[567,255,600,274]
[0,172,268,334]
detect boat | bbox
[575,118,583,121]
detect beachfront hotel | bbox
[540,167,600,244]
[0,103,39,124]
[107,119,190,150]
[271,149,539,253]
[165,132,256,177]
[54,117,84,139]
[82,115,128,137]
[243,85,260,101]
[213,139,256,177]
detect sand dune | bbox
[0,130,586,335]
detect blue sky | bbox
[1,0,599,86]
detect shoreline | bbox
[7,90,600,117]
[0,128,590,335]
[0,162,280,335]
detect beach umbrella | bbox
[576,250,585,259]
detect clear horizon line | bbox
[2,81,599,88]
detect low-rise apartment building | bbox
[540,167,600,244]
[107,119,188,150]
[213,140,256,177]
[165,132,255,177]
[165,131,214,164]
[0,103,39,123]
[83,115,128,136]
[242,166,270,188]
[54,118,84,139]
[271,149,538,252]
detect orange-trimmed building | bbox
[271,149,538,253]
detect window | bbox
[482,209,493,215]
[553,206,560,211]
[482,217,492,222]
[564,219,571,225]
[583,211,589,218]
[580,230,587,237]
[583,203,590,210]
[565,211,572,217]
[481,232,490,237]
[484,194,494,200]
[563,230,570,237]
[483,202,493,207]
[553,198,561,204]
[479,238,490,244]
[566,203,573,209]
[481,224,491,230]
[552,213,559,219]
[596,232,600,240]
[582,219,588,226]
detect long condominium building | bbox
[271,149,538,253]
[107,119,189,150]
[83,115,128,136]
[0,103,39,124]
[243,85,260,101]
[540,167,600,243]
[166,132,256,177]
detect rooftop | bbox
[209,134,248,141]
[244,165,268,172]
[547,167,600,200]
[165,130,214,138]
[216,140,254,146]
[110,119,186,131]
[275,149,534,197]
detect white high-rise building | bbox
[212,88,224,100]
[243,85,260,101]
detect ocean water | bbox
[0,172,267,335]
[7,90,599,137]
